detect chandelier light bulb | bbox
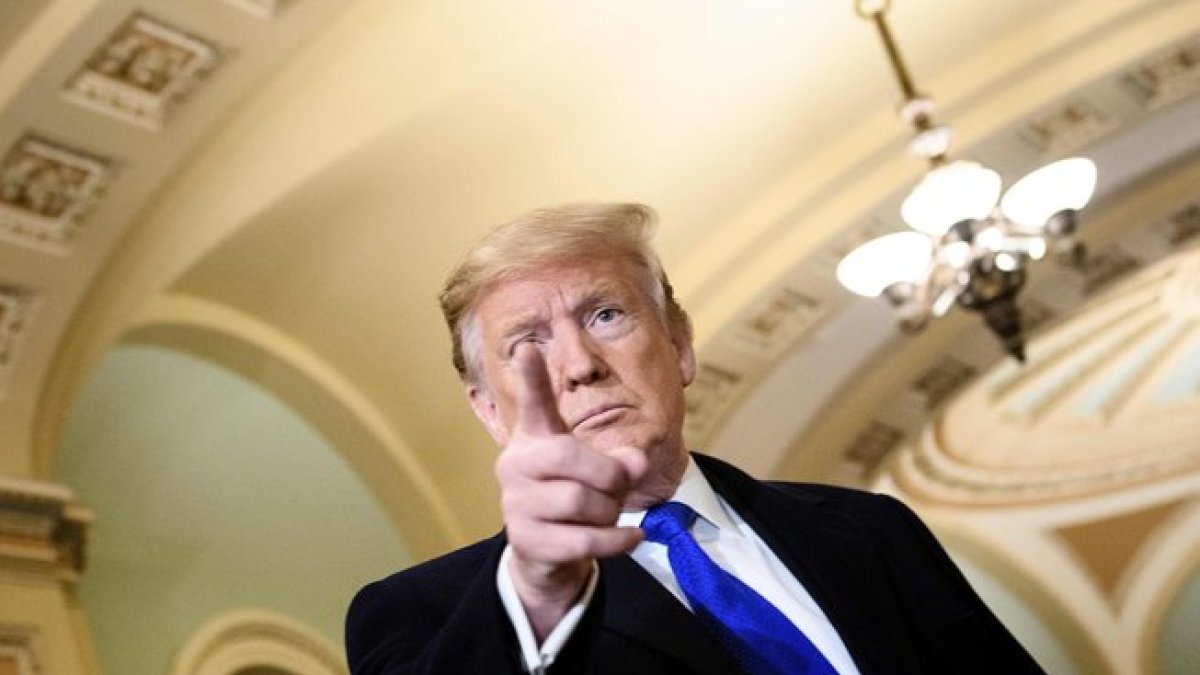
[1004,234,1048,260]
[837,231,933,297]
[1000,157,1098,229]
[938,240,973,268]
[901,161,1002,235]
[994,252,1020,272]
[931,287,959,317]
[973,225,1005,251]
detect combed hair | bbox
[439,202,692,383]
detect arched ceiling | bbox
[2,0,1200,553]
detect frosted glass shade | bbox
[1001,157,1097,228]
[837,232,933,297]
[901,161,1001,235]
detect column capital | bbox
[0,475,92,585]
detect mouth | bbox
[571,404,631,431]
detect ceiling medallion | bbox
[891,249,1200,505]
[0,135,112,254]
[62,13,221,131]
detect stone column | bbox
[0,476,96,675]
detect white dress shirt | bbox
[497,457,861,674]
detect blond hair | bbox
[439,202,691,383]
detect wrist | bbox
[508,555,592,641]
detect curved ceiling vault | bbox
[0,0,1198,548]
[4,2,1200,673]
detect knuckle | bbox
[499,491,524,517]
[560,482,589,515]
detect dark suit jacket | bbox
[346,453,1044,674]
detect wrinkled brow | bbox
[494,284,631,342]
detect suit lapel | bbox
[598,553,744,675]
[695,453,925,675]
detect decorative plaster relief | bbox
[0,135,111,254]
[684,362,743,444]
[0,285,38,400]
[1020,98,1117,157]
[62,13,220,130]
[1082,245,1141,296]
[1019,297,1059,336]
[220,0,288,19]
[1156,202,1200,248]
[842,420,904,480]
[1122,36,1200,110]
[910,356,977,411]
[732,287,825,359]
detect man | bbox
[345,203,1043,674]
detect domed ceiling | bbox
[3,1,1200,673]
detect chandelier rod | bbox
[856,0,941,142]
[866,10,920,104]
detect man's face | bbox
[466,255,695,494]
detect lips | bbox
[571,404,631,430]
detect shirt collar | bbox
[618,456,737,539]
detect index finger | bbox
[514,343,567,435]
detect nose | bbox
[549,324,608,389]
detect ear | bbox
[674,333,696,388]
[467,383,511,446]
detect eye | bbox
[591,307,623,325]
[587,306,632,339]
[506,333,541,357]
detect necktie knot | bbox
[641,501,699,545]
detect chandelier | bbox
[836,0,1097,362]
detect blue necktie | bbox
[641,501,839,675]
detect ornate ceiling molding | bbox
[0,284,39,401]
[0,475,91,584]
[62,13,221,131]
[1121,34,1200,111]
[0,134,112,254]
[892,245,1200,506]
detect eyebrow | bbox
[498,317,542,345]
